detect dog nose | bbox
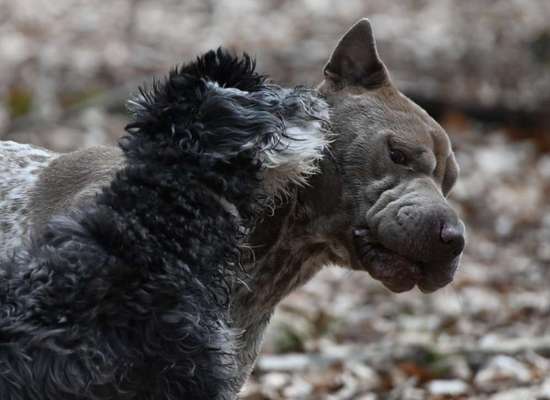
[439,222,465,255]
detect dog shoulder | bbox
[28,145,125,233]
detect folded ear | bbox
[323,18,389,89]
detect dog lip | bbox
[352,228,456,294]
[417,276,453,293]
[353,232,422,292]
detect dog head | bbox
[317,19,465,293]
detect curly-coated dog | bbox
[0,19,465,396]
[0,51,328,399]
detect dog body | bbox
[0,51,329,399]
[0,141,57,256]
[0,19,464,394]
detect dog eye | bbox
[389,149,407,165]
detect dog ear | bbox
[442,152,459,196]
[323,18,389,89]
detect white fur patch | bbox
[205,82,331,198]
[262,112,331,197]
[0,141,57,258]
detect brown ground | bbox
[1,1,549,399]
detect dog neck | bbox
[231,125,350,385]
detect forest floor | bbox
[1,1,549,399]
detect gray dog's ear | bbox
[442,152,459,196]
[323,18,389,89]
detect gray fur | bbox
[29,146,125,234]
[0,18,464,393]
[232,18,465,383]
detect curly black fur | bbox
[0,49,288,400]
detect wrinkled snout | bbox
[358,179,465,293]
[368,180,465,264]
[405,202,465,263]
[409,202,465,292]
[440,219,465,256]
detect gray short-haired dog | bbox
[0,19,464,397]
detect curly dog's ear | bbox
[124,48,331,198]
[202,83,331,198]
[124,49,280,161]
[260,91,331,197]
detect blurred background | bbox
[1,1,549,399]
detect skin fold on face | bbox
[318,19,465,293]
